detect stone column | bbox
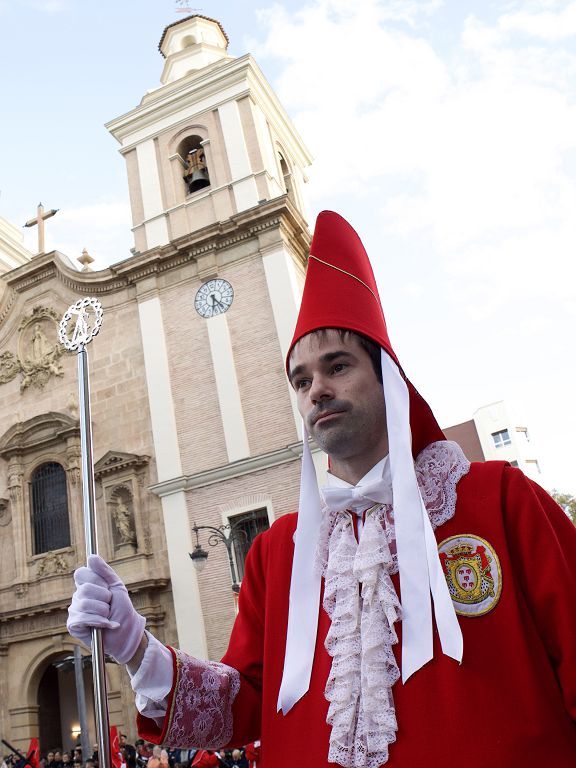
[8,455,28,586]
[66,437,84,558]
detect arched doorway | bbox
[36,653,96,755]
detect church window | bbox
[231,508,269,581]
[178,135,210,194]
[30,462,70,554]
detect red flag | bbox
[26,739,40,768]
[109,726,123,768]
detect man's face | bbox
[47,755,54,763]
[55,754,62,763]
[289,330,388,473]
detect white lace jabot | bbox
[316,440,470,768]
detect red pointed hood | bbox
[287,210,444,457]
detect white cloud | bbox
[499,1,576,41]
[253,0,576,491]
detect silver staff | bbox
[59,298,109,768]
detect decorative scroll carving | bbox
[0,351,19,384]
[36,550,69,577]
[0,306,64,391]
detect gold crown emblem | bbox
[448,543,474,556]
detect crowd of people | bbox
[7,736,259,768]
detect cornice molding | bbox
[106,55,312,166]
[0,200,309,302]
[149,438,323,497]
[0,411,79,459]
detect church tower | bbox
[107,15,314,660]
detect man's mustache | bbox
[308,400,351,427]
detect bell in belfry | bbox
[184,148,211,193]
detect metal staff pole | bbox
[59,298,110,768]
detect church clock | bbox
[194,278,234,318]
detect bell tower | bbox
[106,16,315,660]
[107,14,310,254]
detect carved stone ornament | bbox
[7,456,23,502]
[0,306,66,391]
[14,582,29,599]
[0,498,11,527]
[94,450,150,480]
[66,439,82,485]
[0,351,20,385]
[36,550,69,577]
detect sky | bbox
[1,0,575,493]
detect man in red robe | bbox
[68,212,576,767]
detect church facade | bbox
[0,15,317,754]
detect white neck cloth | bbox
[277,350,463,714]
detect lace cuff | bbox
[162,649,241,748]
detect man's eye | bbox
[332,363,347,373]
[294,379,310,390]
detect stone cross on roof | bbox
[24,202,58,255]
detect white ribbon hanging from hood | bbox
[277,349,463,714]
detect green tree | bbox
[550,490,576,525]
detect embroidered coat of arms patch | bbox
[438,534,502,616]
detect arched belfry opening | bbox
[180,34,197,49]
[178,135,210,194]
[278,152,295,205]
[33,651,96,755]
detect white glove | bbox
[67,554,146,665]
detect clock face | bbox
[194,278,234,318]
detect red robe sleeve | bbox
[502,466,576,719]
[220,530,268,745]
[137,645,240,747]
[137,530,268,748]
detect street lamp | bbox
[189,515,257,593]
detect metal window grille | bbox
[31,462,71,554]
[231,508,270,582]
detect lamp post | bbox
[189,514,257,593]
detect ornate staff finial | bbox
[59,297,103,351]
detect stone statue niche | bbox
[109,487,137,553]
